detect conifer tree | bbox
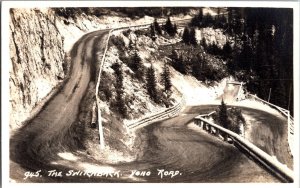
[169,50,187,75]
[112,63,127,118]
[238,40,254,70]
[131,49,144,80]
[203,13,214,27]
[178,54,187,74]
[191,54,203,80]
[154,18,162,35]
[198,8,203,25]
[182,27,190,44]
[146,64,158,102]
[150,24,156,41]
[189,28,197,45]
[200,37,207,49]
[219,99,229,129]
[161,62,172,93]
[169,49,179,69]
[190,8,203,27]
[222,41,232,59]
[165,16,173,35]
[172,24,178,36]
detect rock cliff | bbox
[9,8,65,130]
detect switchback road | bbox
[10,29,110,182]
[9,27,289,183]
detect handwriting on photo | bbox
[23,169,183,180]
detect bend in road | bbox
[10,29,110,181]
[9,27,287,183]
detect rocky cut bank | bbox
[9,8,66,131]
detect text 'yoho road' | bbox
[130,169,183,179]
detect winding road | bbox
[10,29,110,182]
[9,27,290,183]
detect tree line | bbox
[227,8,293,114]
[107,38,173,118]
[150,17,178,40]
[189,8,293,114]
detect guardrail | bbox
[247,94,292,120]
[246,94,294,157]
[94,18,190,146]
[194,115,294,183]
[95,29,113,149]
[127,97,185,129]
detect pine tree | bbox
[112,63,127,118]
[190,8,203,27]
[198,8,203,25]
[154,18,162,35]
[215,8,221,28]
[131,50,144,80]
[150,24,156,41]
[227,8,234,35]
[191,54,203,80]
[208,41,218,55]
[161,62,172,93]
[222,41,232,59]
[203,13,214,27]
[238,40,254,71]
[219,14,227,28]
[169,49,179,69]
[178,54,187,74]
[146,64,158,102]
[189,28,197,45]
[172,24,178,36]
[218,99,229,129]
[165,16,173,35]
[182,27,190,44]
[200,37,207,49]
[169,50,188,75]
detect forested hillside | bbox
[188,8,294,114]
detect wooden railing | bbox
[127,97,185,129]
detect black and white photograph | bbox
[1,1,299,186]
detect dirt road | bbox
[9,27,288,183]
[10,29,110,181]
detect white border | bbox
[1,1,299,188]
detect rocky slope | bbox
[9,9,66,130]
[9,8,193,131]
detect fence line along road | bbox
[246,93,294,157]
[127,97,185,130]
[93,19,294,182]
[94,18,191,147]
[194,115,294,183]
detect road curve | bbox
[10,27,285,183]
[113,106,280,183]
[10,29,110,182]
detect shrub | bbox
[213,103,246,135]
[122,29,131,37]
[99,71,113,101]
[134,29,147,36]
[109,35,125,51]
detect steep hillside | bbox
[9,9,66,130]
[100,21,229,123]
[9,8,229,163]
[8,8,198,164]
[9,8,176,131]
